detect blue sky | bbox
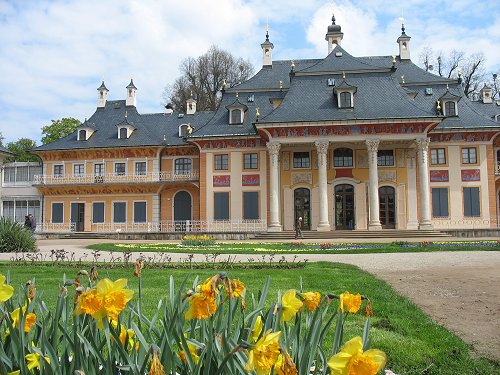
[0,0,499,144]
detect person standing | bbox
[28,213,36,236]
[24,215,31,230]
[295,216,303,239]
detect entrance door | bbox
[379,186,396,229]
[335,184,355,229]
[70,203,85,232]
[174,191,192,231]
[294,188,311,230]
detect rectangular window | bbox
[94,163,104,176]
[29,166,41,181]
[377,150,394,166]
[16,166,29,182]
[113,202,126,223]
[135,162,147,176]
[432,188,449,218]
[462,148,477,164]
[15,200,27,222]
[73,164,85,176]
[52,203,63,223]
[2,201,14,220]
[214,192,229,220]
[175,158,192,174]
[243,153,258,169]
[430,148,446,165]
[3,167,15,183]
[115,162,126,176]
[134,201,147,223]
[54,165,64,177]
[92,202,105,223]
[243,192,259,220]
[463,187,480,217]
[293,152,310,168]
[215,154,229,170]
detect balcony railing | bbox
[33,171,199,185]
[431,216,499,229]
[36,219,267,233]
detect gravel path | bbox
[2,239,499,361]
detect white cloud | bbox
[0,0,498,144]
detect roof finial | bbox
[399,14,405,34]
[125,110,128,118]
[236,92,239,98]
[265,20,270,41]
[342,71,346,79]
[332,13,336,25]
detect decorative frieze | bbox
[378,170,397,182]
[291,172,312,185]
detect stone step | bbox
[254,230,451,240]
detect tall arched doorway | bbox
[335,184,355,230]
[174,191,192,231]
[379,186,396,229]
[294,188,311,230]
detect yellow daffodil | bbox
[179,342,200,364]
[245,329,281,375]
[25,352,50,371]
[300,292,321,312]
[274,351,298,375]
[7,370,20,375]
[0,274,14,302]
[11,306,36,332]
[226,279,245,298]
[250,315,263,343]
[185,292,217,320]
[74,278,134,324]
[339,292,362,314]
[148,352,166,375]
[327,336,386,375]
[110,320,135,348]
[198,276,218,298]
[281,290,303,322]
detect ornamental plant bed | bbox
[0,263,498,374]
[87,240,500,255]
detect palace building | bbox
[31,17,500,235]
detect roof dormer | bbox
[440,89,461,117]
[179,123,193,138]
[333,75,357,109]
[480,84,493,104]
[397,23,411,60]
[116,114,135,139]
[77,119,95,141]
[225,96,248,125]
[97,81,109,108]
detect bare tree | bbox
[418,47,486,99]
[163,45,254,112]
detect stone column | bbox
[366,139,382,230]
[315,140,330,231]
[406,149,419,229]
[416,138,433,229]
[267,141,282,232]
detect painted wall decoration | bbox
[242,174,260,186]
[461,169,480,181]
[430,132,497,143]
[378,170,397,182]
[430,170,449,182]
[264,122,432,139]
[291,172,312,185]
[213,175,231,187]
[39,147,158,161]
[197,138,264,150]
[282,152,290,170]
[335,169,353,178]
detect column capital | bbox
[415,137,430,151]
[266,141,281,155]
[314,140,329,155]
[365,138,380,153]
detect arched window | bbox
[444,101,456,116]
[175,158,192,175]
[119,127,128,139]
[333,148,353,167]
[230,109,242,124]
[339,92,352,108]
[78,129,87,141]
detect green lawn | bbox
[1,262,498,374]
[87,240,500,254]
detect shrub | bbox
[0,269,384,374]
[0,217,36,253]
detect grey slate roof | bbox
[259,71,437,124]
[470,101,500,121]
[35,100,215,151]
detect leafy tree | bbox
[163,45,254,112]
[418,48,486,98]
[6,138,40,162]
[41,117,81,144]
